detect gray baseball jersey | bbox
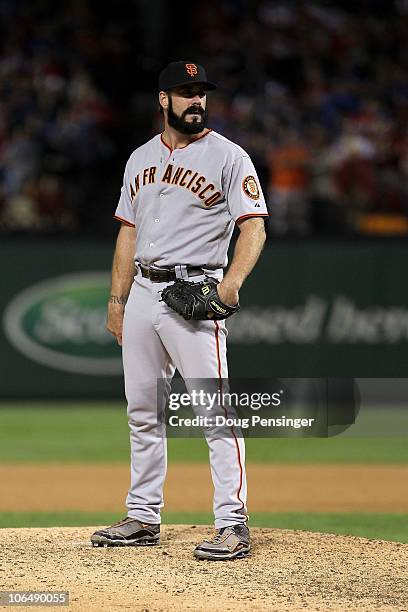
[114,129,268,268]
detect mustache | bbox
[183,105,205,118]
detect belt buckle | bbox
[140,265,172,282]
[147,266,166,282]
[139,265,151,279]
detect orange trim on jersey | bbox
[113,215,135,228]
[160,129,212,153]
[160,134,173,153]
[214,321,246,518]
[236,213,269,224]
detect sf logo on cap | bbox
[186,63,198,77]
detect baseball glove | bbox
[160,278,240,321]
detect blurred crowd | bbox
[0,0,407,238]
[0,1,138,236]
[195,0,408,237]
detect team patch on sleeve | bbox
[242,175,260,200]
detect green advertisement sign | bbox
[3,272,121,376]
[0,240,407,398]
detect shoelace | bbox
[210,527,232,543]
[111,516,134,528]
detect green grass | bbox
[0,403,407,463]
[0,511,406,543]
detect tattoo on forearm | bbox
[109,295,127,305]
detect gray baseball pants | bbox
[122,272,248,529]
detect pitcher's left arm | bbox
[217,217,266,306]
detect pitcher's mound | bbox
[1,525,407,611]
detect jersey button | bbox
[159,193,164,198]
[154,218,160,223]
[149,242,154,247]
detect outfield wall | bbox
[1,239,407,398]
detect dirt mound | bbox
[1,526,407,611]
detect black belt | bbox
[138,265,205,283]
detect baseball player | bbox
[91,61,268,560]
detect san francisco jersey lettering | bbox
[114,130,268,268]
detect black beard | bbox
[167,96,208,135]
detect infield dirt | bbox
[1,525,407,611]
[1,463,408,512]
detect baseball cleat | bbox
[194,524,250,561]
[91,516,160,547]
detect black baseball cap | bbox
[158,61,217,92]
